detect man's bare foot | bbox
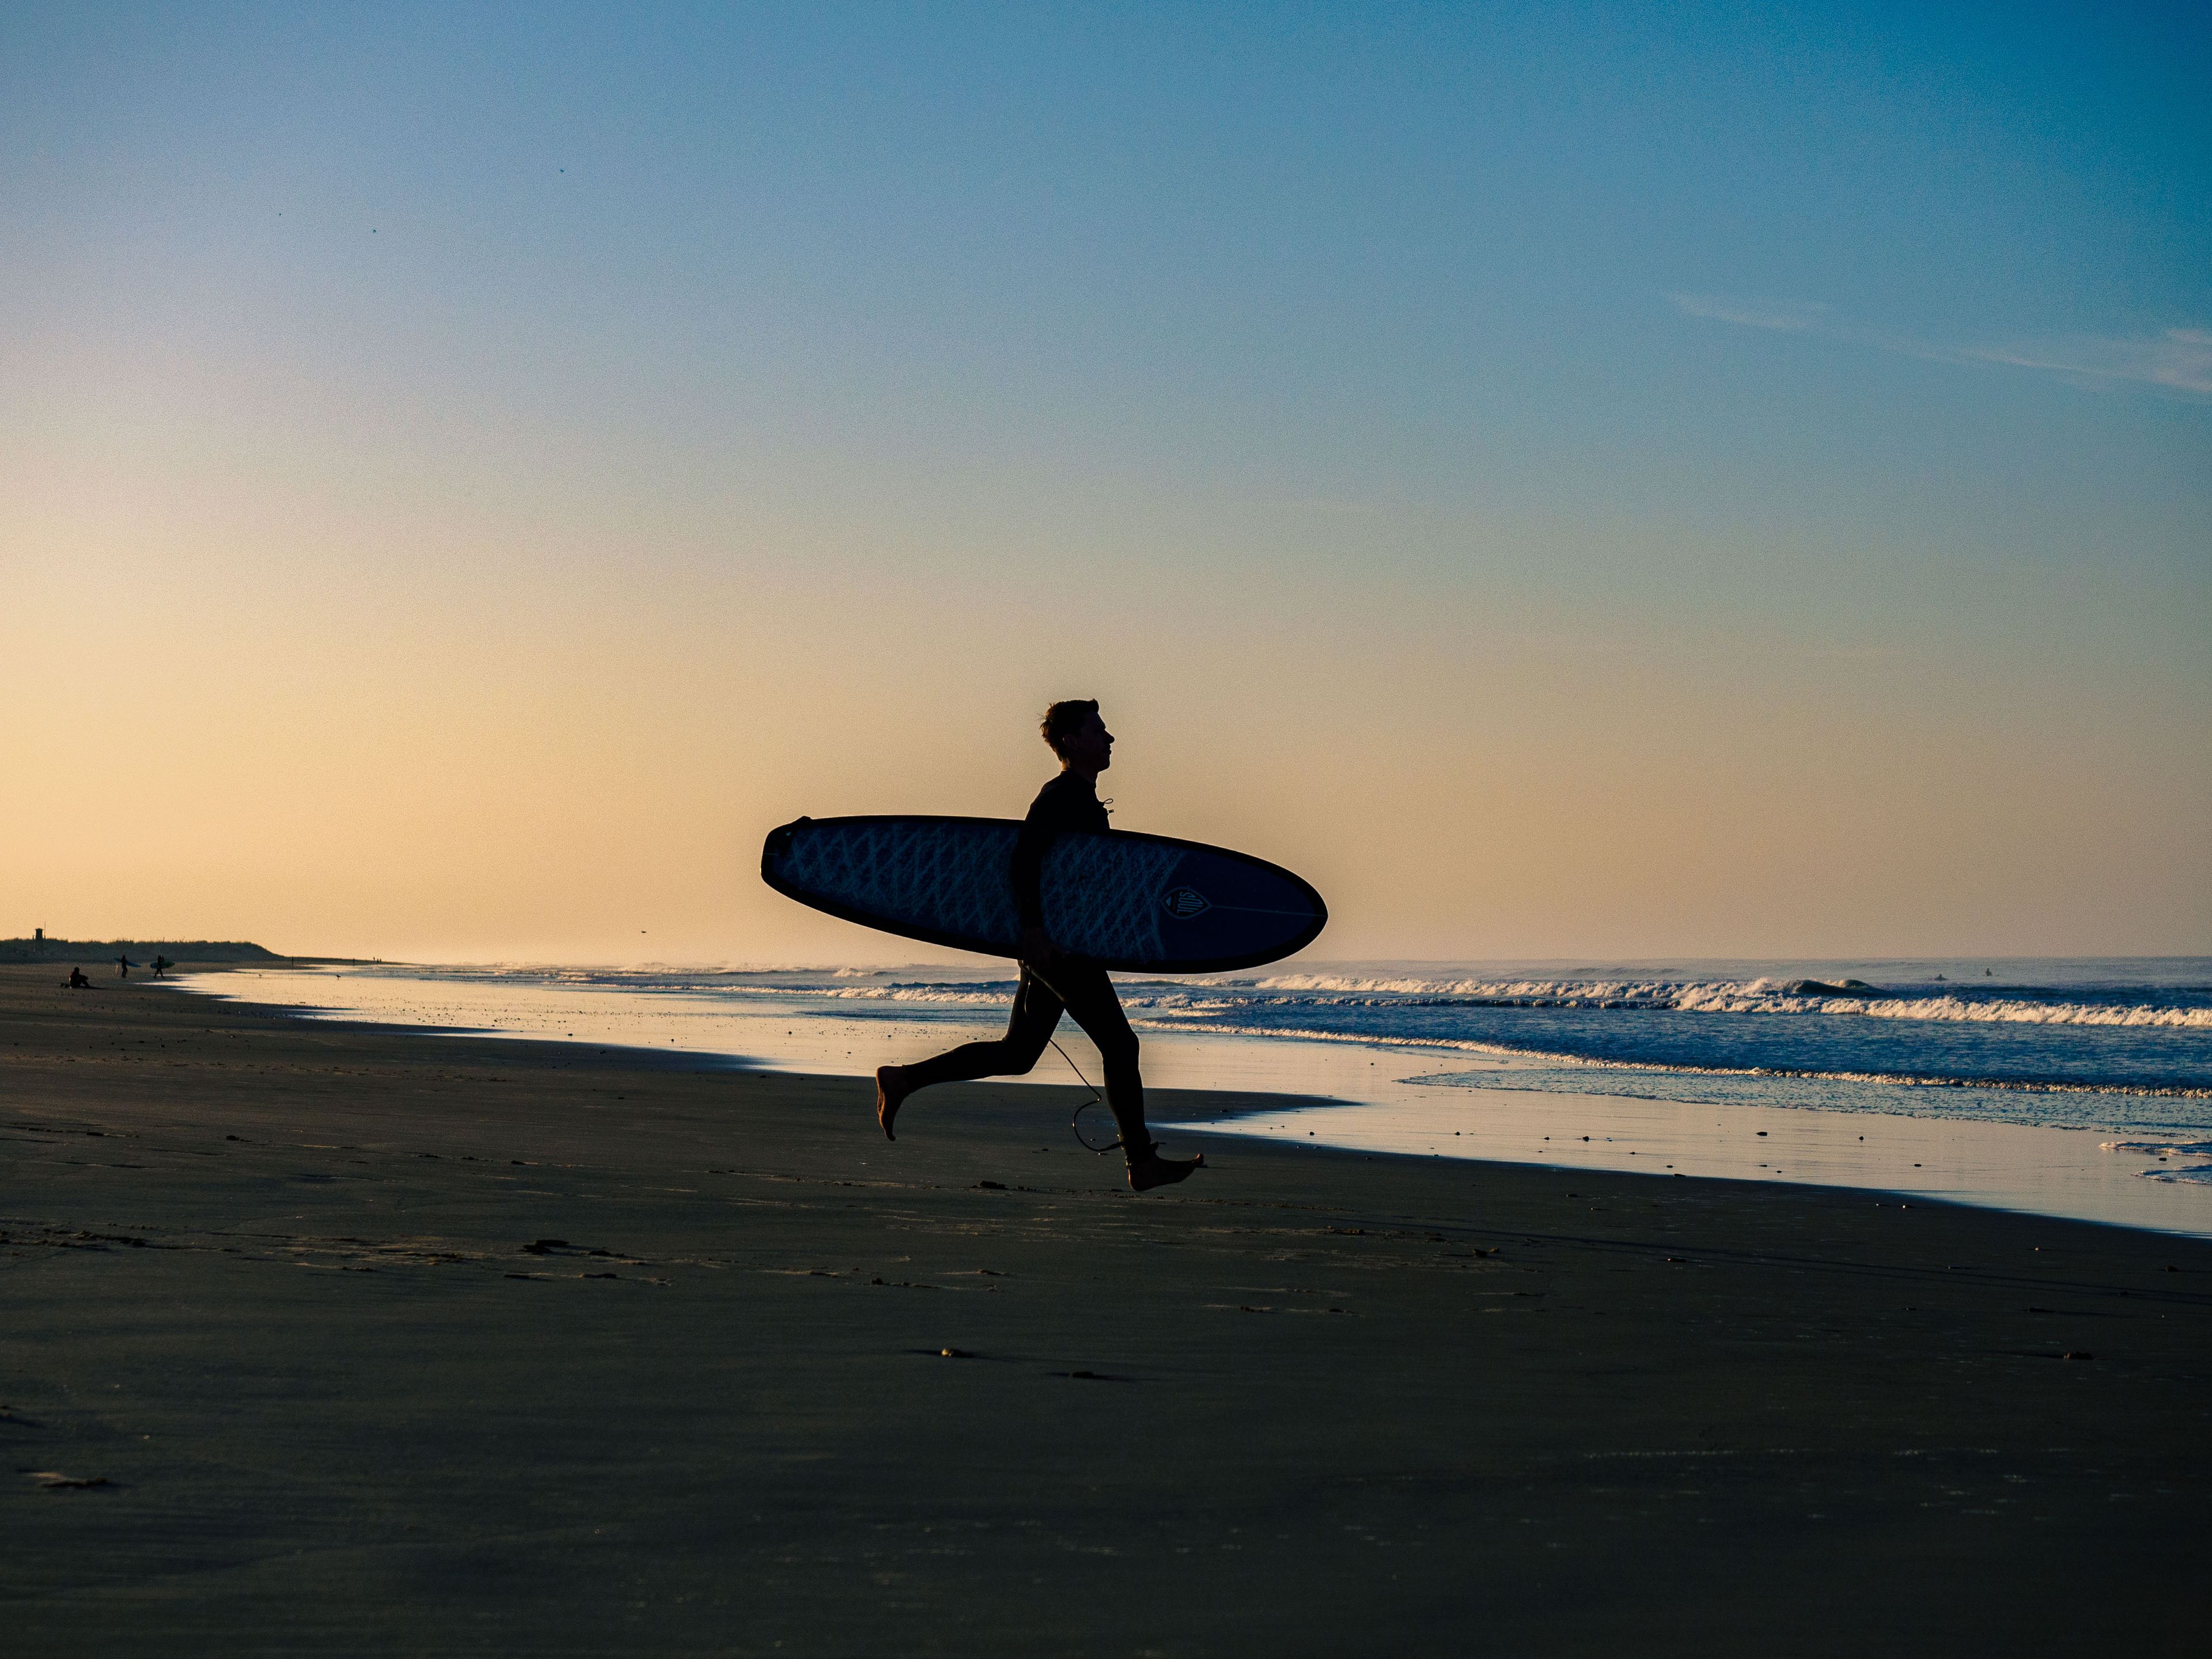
[875,1066,910,1141]
[1126,1145,1203,1192]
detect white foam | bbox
[815,986,1016,1005]
[1245,974,2212,1031]
[1856,997,2212,1029]
[2101,1139,2212,1183]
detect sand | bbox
[5,963,2209,1656]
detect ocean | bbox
[173,957,2212,1236]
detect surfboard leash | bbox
[1053,1037,1126,1155]
[1025,964,1124,1156]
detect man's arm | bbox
[1010,800,1059,961]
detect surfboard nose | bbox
[761,817,810,868]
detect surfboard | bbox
[760,815,1327,974]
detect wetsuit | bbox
[1010,771,1109,924]
[892,772,1148,1147]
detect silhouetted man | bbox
[67,967,91,989]
[116,955,132,980]
[873,700,1203,1194]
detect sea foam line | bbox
[1243,975,2212,1029]
[2101,1139,2212,1183]
[1135,1019,2212,1100]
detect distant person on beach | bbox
[151,955,171,979]
[116,955,133,980]
[872,700,1204,1194]
[67,967,91,989]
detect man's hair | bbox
[1040,698,1100,757]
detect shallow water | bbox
[172,958,2212,1237]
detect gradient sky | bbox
[5,3,2207,964]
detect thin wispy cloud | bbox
[1672,294,2212,398]
[1670,294,1832,334]
[1954,331,2212,396]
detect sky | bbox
[3,2,2207,964]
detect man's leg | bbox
[874,969,1061,1141]
[1048,964,1202,1192]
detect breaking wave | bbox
[1245,974,2212,1029]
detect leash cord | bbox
[1027,963,1123,1156]
[1054,1037,1123,1154]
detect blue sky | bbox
[4,3,2206,958]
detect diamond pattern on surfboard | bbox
[773,819,1177,962]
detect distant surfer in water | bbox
[874,700,1204,1194]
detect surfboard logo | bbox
[1161,887,1211,919]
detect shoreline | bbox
[164,963,2212,1239]
[9,963,2210,1653]
[141,967,2140,1240]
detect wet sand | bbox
[5,964,2209,1656]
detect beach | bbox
[6,963,2210,1656]
[171,961,2212,1235]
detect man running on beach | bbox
[873,700,1205,1194]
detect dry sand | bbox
[5,963,2209,1656]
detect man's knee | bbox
[1003,1043,1049,1077]
[1098,1032,1140,1071]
